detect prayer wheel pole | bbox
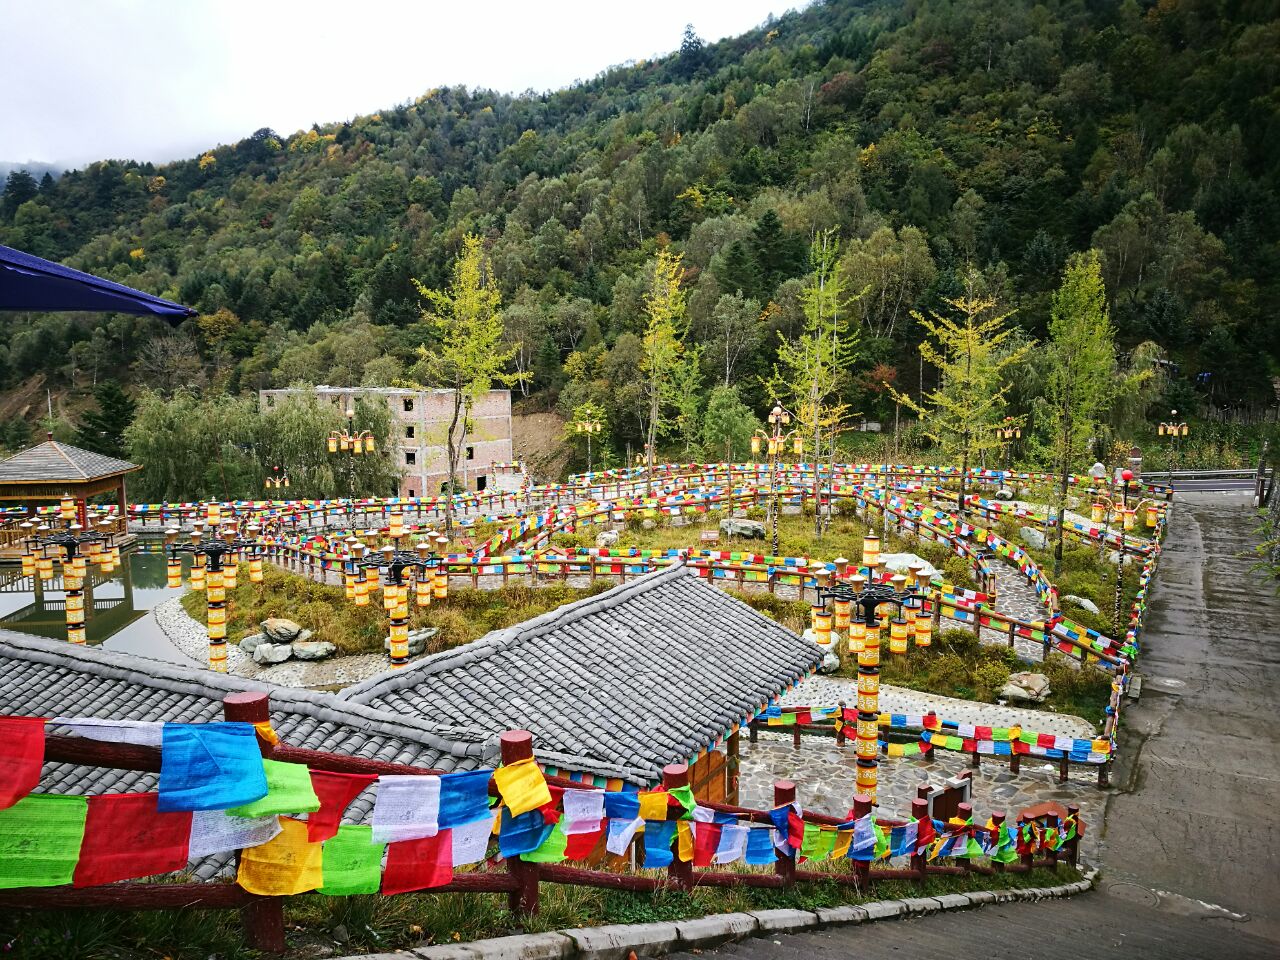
[351,540,440,669]
[26,519,111,645]
[165,524,263,672]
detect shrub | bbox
[972,659,1012,700]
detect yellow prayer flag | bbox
[677,821,694,862]
[492,757,552,817]
[237,817,323,896]
[638,792,669,822]
[832,828,853,859]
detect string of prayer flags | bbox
[157,723,268,812]
[0,795,88,889]
[499,807,553,857]
[451,815,495,866]
[229,759,320,818]
[382,831,453,894]
[237,817,323,896]
[189,808,281,858]
[73,793,192,888]
[492,757,551,817]
[606,816,643,856]
[524,821,569,863]
[317,825,385,896]
[643,820,677,868]
[306,770,377,843]
[714,824,749,864]
[371,775,441,843]
[50,716,161,748]
[437,769,494,828]
[0,717,44,810]
[743,827,777,865]
[638,790,670,822]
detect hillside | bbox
[1,0,1277,455]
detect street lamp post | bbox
[1158,411,1189,483]
[995,418,1022,475]
[264,466,290,493]
[573,416,603,474]
[1090,469,1135,635]
[165,523,263,672]
[327,407,376,499]
[351,540,439,669]
[817,577,920,805]
[752,403,802,556]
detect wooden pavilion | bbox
[0,435,139,559]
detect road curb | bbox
[343,864,1099,960]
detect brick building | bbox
[259,386,513,498]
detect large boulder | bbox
[261,618,305,643]
[1019,526,1048,551]
[720,518,766,540]
[999,672,1050,703]
[595,529,620,548]
[238,633,265,653]
[292,640,337,661]
[641,519,657,530]
[994,487,1015,501]
[252,641,293,665]
[1063,594,1100,615]
[879,553,940,581]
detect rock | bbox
[261,617,305,643]
[994,487,1015,501]
[820,652,842,674]
[641,519,657,530]
[999,671,1050,703]
[595,529,619,548]
[292,640,337,660]
[1064,594,1100,615]
[252,641,293,665]
[238,633,265,653]
[879,552,939,580]
[385,627,438,657]
[1019,526,1048,550]
[331,924,349,944]
[294,628,313,644]
[720,518,766,539]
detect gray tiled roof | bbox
[343,563,821,783]
[0,440,139,482]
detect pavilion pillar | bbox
[118,478,128,534]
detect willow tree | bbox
[890,272,1027,516]
[411,234,524,534]
[640,247,687,494]
[767,230,859,536]
[1039,251,1120,578]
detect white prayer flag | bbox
[51,716,163,747]
[371,775,441,843]
[188,809,281,858]
[713,824,749,864]
[606,816,643,855]
[561,788,605,828]
[450,816,494,866]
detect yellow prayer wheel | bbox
[208,642,227,672]
[862,533,880,568]
[389,621,409,666]
[858,624,880,667]
[1122,508,1135,531]
[1091,502,1104,523]
[108,546,121,570]
[59,496,76,521]
[65,593,84,614]
[848,620,865,655]
[207,616,226,640]
[189,561,205,591]
[433,569,449,600]
[327,435,338,454]
[856,717,878,742]
[21,552,36,577]
[857,671,880,698]
[833,598,851,631]
[354,575,370,606]
[812,610,833,648]
[344,571,356,601]
[889,617,909,655]
[224,562,238,590]
[855,731,879,759]
[751,435,761,455]
[1146,504,1159,528]
[207,605,226,627]
[67,626,86,645]
[384,583,404,612]
[915,612,932,647]
[167,557,182,589]
[415,574,432,607]
[207,502,221,525]
[389,511,404,538]
[70,555,87,579]
[249,557,264,583]
[206,570,225,603]
[855,762,877,801]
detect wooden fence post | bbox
[1016,813,1034,871]
[663,764,694,891]
[773,781,796,887]
[1064,804,1081,868]
[909,797,929,882]
[222,693,285,954]
[850,793,873,890]
[501,730,541,916]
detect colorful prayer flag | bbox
[0,717,44,811]
[73,793,191,888]
[0,795,88,889]
[237,817,323,896]
[306,769,377,843]
[492,757,551,817]
[371,775,441,843]
[318,825,384,896]
[157,723,267,813]
[229,760,320,818]
[437,769,494,828]
[382,831,453,894]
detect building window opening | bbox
[477,476,487,491]
[403,398,414,412]
[405,425,415,439]
[405,451,416,465]
[465,445,475,461]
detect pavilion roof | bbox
[0,439,139,483]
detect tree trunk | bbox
[444,386,464,538]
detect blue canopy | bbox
[0,242,195,318]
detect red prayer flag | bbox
[306,769,376,843]
[1037,733,1056,749]
[787,810,805,852]
[692,822,722,867]
[1012,740,1030,755]
[793,710,812,725]
[975,726,993,741]
[382,832,454,894]
[73,793,192,887]
[915,817,935,852]
[0,717,44,810]
[563,824,604,861]
[962,738,978,753]
[538,784,565,825]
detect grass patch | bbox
[0,866,1078,958]
[180,564,613,657]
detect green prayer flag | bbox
[523,821,568,863]
[229,760,321,818]
[0,795,88,889]
[1019,731,1038,745]
[992,728,1009,740]
[872,822,889,860]
[799,823,823,860]
[318,825,385,896]
[667,784,696,819]
[963,836,984,859]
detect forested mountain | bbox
[2,0,1277,453]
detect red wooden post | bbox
[223,694,284,954]
[663,764,694,891]
[501,730,540,916]
[991,811,1006,873]
[909,797,929,882]
[851,793,873,890]
[792,722,802,750]
[773,781,796,887]
[1010,750,1021,776]
[1058,755,1069,784]
[1017,813,1034,871]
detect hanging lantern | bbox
[751,436,761,455]
[792,436,803,456]
[433,567,449,600]
[364,435,375,453]
[1146,504,1159,528]
[1123,508,1135,531]
[224,558,239,590]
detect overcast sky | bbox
[1,0,793,169]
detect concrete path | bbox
[693,492,1280,955]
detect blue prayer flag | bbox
[499,807,552,857]
[744,827,777,865]
[643,820,676,868]
[438,769,493,828]
[157,723,267,813]
[603,792,640,820]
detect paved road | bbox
[675,491,1280,957]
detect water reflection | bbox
[0,548,192,664]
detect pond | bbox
[0,547,193,664]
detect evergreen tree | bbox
[76,380,136,458]
[749,210,803,295]
[713,240,759,300]
[1,170,38,220]
[701,385,760,462]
